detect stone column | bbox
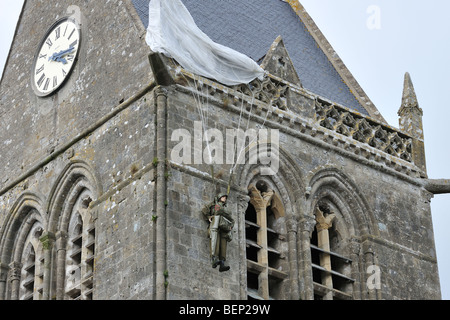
[8,261,21,300]
[248,184,274,300]
[286,217,299,299]
[314,208,336,300]
[298,216,316,300]
[40,232,55,300]
[155,86,168,300]
[349,238,361,299]
[55,231,68,300]
[362,240,379,300]
[237,194,250,299]
[0,263,8,300]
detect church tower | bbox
[0,0,446,300]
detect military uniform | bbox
[201,193,235,272]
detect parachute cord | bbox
[170,64,273,196]
[228,95,273,195]
[172,60,216,195]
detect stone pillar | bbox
[298,216,315,300]
[8,261,21,300]
[362,240,378,300]
[155,86,168,300]
[0,263,8,300]
[40,232,55,300]
[55,231,68,300]
[314,208,336,300]
[248,184,274,300]
[349,238,361,299]
[237,194,250,300]
[286,217,299,299]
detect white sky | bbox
[0,0,449,299]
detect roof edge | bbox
[0,0,26,86]
[287,0,387,124]
[124,0,147,39]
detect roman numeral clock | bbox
[31,17,81,97]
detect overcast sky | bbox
[0,0,449,299]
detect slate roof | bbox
[131,0,369,115]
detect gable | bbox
[260,36,302,88]
[132,0,372,117]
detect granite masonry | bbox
[0,0,448,300]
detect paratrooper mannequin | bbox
[202,193,235,272]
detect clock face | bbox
[32,18,81,96]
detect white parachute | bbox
[146,0,265,86]
[146,0,275,194]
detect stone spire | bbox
[398,72,423,138]
[398,72,427,176]
[401,72,420,109]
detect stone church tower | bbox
[0,0,447,300]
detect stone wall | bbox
[0,0,441,300]
[0,0,156,300]
[160,69,441,299]
[0,0,152,188]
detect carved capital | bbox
[248,184,274,211]
[237,194,250,213]
[39,232,56,250]
[8,262,22,282]
[314,208,336,231]
[299,215,316,234]
[286,217,298,233]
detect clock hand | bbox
[48,47,75,64]
[48,53,67,64]
[58,47,75,56]
[49,47,74,60]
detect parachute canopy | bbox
[145,0,266,86]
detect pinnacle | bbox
[399,72,421,114]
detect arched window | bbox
[64,193,94,300]
[19,223,44,301]
[65,211,83,299]
[245,181,287,300]
[47,162,99,300]
[1,201,46,301]
[311,202,354,300]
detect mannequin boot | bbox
[219,260,230,272]
[212,256,220,268]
